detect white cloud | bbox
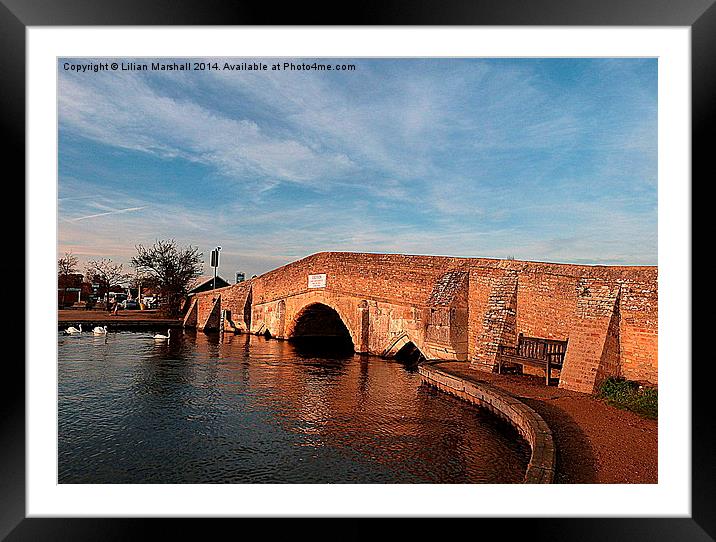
[59,69,356,187]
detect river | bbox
[58,330,530,483]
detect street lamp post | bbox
[211,246,222,290]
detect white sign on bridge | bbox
[307,273,327,289]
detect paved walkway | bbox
[58,309,181,329]
[436,361,657,484]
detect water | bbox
[58,330,530,483]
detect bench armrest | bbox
[497,345,517,355]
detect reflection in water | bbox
[58,330,530,483]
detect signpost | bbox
[211,246,221,289]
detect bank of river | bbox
[58,309,181,330]
[436,362,658,484]
[58,330,530,483]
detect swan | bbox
[93,325,108,334]
[65,324,82,334]
[154,329,171,340]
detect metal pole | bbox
[212,246,221,290]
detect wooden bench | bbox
[497,334,568,385]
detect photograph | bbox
[57,56,659,485]
[1,0,708,532]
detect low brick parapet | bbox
[418,362,556,484]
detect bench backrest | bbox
[516,335,568,361]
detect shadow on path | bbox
[520,397,598,484]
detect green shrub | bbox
[598,377,658,419]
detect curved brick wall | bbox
[419,363,556,484]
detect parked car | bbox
[122,299,140,310]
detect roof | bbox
[187,275,230,293]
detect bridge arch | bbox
[286,301,357,349]
[381,332,427,364]
[393,340,426,365]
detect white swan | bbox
[93,325,108,334]
[154,329,171,340]
[65,324,82,334]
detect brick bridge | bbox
[183,252,657,394]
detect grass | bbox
[598,377,658,419]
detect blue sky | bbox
[58,58,657,278]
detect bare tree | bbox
[58,251,79,277]
[58,251,80,307]
[85,258,132,308]
[131,240,203,316]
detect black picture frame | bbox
[3,0,708,539]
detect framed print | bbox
[4,0,710,539]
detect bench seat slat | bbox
[500,353,564,368]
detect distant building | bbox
[58,273,91,307]
[187,275,230,295]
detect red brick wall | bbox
[468,268,519,371]
[250,252,475,307]
[193,280,252,331]
[188,252,658,389]
[514,271,578,340]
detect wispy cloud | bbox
[58,58,658,273]
[67,206,147,222]
[59,68,356,187]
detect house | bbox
[58,273,92,307]
[187,275,230,295]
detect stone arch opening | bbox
[243,288,252,330]
[393,340,426,366]
[289,303,354,352]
